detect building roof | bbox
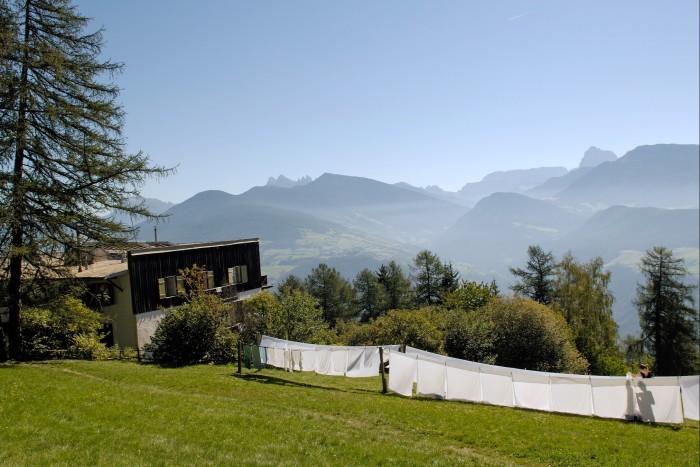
[72,260,128,280]
[128,238,260,257]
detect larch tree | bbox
[411,249,444,306]
[552,253,624,375]
[0,0,171,359]
[509,245,556,305]
[635,246,699,376]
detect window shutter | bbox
[176,276,186,296]
[207,270,215,289]
[228,267,234,285]
[158,278,166,299]
[240,265,248,283]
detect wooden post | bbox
[237,340,243,374]
[379,347,387,394]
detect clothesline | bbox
[252,336,699,424]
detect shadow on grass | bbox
[231,372,380,395]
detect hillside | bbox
[2,361,698,466]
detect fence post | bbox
[379,347,387,394]
[237,340,243,374]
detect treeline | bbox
[241,246,699,377]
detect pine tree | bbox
[0,0,171,359]
[304,263,355,326]
[635,246,699,376]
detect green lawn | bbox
[1,361,698,466]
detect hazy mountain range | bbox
[132,144,700,337]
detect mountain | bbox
[266,174,312,188]
[526,167,595,198]
[527,147,617,198]
[579,146,617,168]
[433,193,587,275]
[136,175,468,284]
[555,144,699,210]
[238,173,469,245]
[107,197,175,225]
[457,167,568,204]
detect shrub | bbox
[486,297,589,373]
[147,294,237,365]
[20,296,104,360]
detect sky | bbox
[75,0,699,203]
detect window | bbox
[228,265,248,284]
[158,276,185,299]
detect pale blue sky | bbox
[76,0,699,203]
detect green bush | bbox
[147,294,237,365]
[20,296,105,360]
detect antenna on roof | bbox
[154,225,158,243]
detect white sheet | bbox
[680,375,699,421]
[512,370,551,412]
[389,352,417,397]
[300,349,316,372]
[330,349,348,376]
[314,347,332,375]
[590,376,635,420]
[445,365,482,402]
[347,347,380,378]
[416,358,447,399]
[633,377,683,424]
[480,366,514,407]
[549,374,593,416]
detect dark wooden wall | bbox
[127,241,263,315]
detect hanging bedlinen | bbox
[346,348,364,373]
[512,370,552,412]
[590,376,635,420]
[680,375,699,421]
[549,374,593,416]
[346,347,380,378]
[329,348,348,376]
[445,365,482,403]
[252,345,263,369]
[416,358,447,399]
[633,377,683,424]
[389,352,417,397]
[479,365,514,407]
[300,349,317,372]
[314,346,332,375]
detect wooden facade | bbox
[127,239,266,315]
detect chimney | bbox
[154,225,158,243]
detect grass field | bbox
[1,360,698,466]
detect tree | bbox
[240,291,279,344]
[276,274,305,295]
[442,279,499,312]
[509,245,556,305]
[274,289,329,343]
[635,246,699,376]
[0,0,170,360]
[376,261,412,312]
[551,253,625,375]
[411,250,444,306]
[353,268,385,322]
[304,264,356,326]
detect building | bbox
[74,239,268,350]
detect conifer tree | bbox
[509,245,556,305]
[635,246,699,376]
[0,0,170,359]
